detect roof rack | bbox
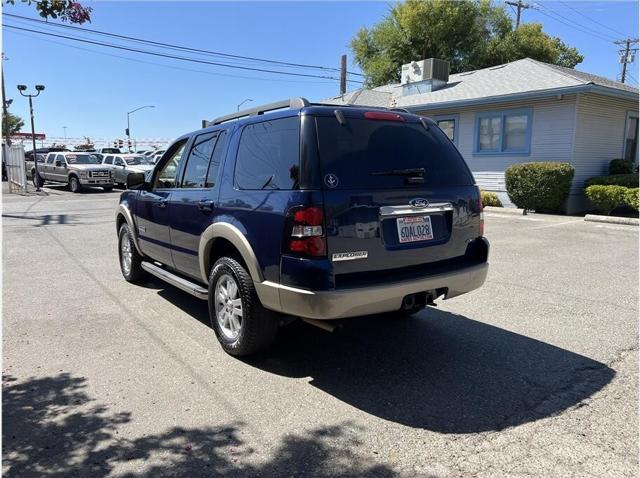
[207,97,310,126]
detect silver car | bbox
[102,154,155,188]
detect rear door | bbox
[168,130,227,281]
[314,112,480,281]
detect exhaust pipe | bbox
[402,294,416,310]
[301,318,337,332]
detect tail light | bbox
[478,190,485,236]
[364,111,405,122]
[287,206,326,257]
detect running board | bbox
[141,262,208,300]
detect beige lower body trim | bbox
[255,263,489,320]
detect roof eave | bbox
[403,84,638,112]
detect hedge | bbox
[584,174,639,188]
[625,188,639,211]
[505,162,575,212]
[480,190,502,207]
[585,185,634,214]
[609,158,634,175]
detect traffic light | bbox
[127,140,132,149]
[118,139,124,148]
[113,140,118,148]
[125,128,130,136]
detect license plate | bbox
[397,215,434,243]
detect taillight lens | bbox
[364,111,405,122]
[287,206,326,257]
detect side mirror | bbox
[55,160,62,167]
[126,172,148,190]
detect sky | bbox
[2,1,639,145]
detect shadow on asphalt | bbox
[143,278,614,435]
[2,373,395,477]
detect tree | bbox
[5,0,92,24]
[351,0,583,87]
[3,111,24,136]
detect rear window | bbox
[234,117,300,190]
[316,117,473,189]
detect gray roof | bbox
[322,58,638,110]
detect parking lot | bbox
[3,184,638,477]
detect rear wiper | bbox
[369,168,426,177]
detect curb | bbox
[484,206,527,215]
[584,214,639,226]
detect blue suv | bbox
[116,98,489,356]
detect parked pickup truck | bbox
[115,98,489,356]
[34,151,114,192]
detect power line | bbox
[531,3,617,43]
[555,0,631,38]
[3,13,364,77]
[4,29,350,85]
[4,23,363,84]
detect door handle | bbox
[156,199,168,208]
[198,200,215,212]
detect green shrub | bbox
[480,190,502,207]
[505,162,575,212]
[609,158,634,175]
[585,185,628,214]
[584,174,639,188]
[624,188,639,211]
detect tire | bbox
[69,176,82,193]
[32,171,44,188]
[118,223,146,283]
[102,186,113,192]
[208,257,279,356]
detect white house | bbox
[325,58,639,213]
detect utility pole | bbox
[339,54,347,95]
[17,84,45,191]
[615,38,639,84]
[505,0,530,28]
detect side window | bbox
[104,156,113,165]
[206,131,227,188]
[234,117,300,190]
[46,154,55,164]
[114,157,124,166]
[180,132,218,188]
[56,154,65,165]
[155,139,188,189]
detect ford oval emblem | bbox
[410,198,429,208]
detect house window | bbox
[431,115,458,144]
[474,108,532,155]
[623,112,638,164]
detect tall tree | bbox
[351,0,583,87]
[3,112,24,136]
[5,0,92,23]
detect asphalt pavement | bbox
[3,183,638,477]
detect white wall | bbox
[420,92,639,213]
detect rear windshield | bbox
[316,117,473,189]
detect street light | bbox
[17,84,45,191]
[62,126,67,141]
[237,98,253,111]
[126,105,154,152]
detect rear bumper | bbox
[256,260,489,320]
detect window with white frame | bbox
[474,108,532,155]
